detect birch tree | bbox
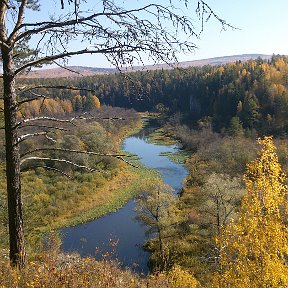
[214,137,288,287]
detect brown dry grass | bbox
[0,250,143,288]
[0,249,200,288]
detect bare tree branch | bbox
[75,116,124,121]
[17,85,96,94]
[11,2,227,73]
[8,0,28,43]
[17,93,49,106]
[0,39,10,49]
[116,156,139,168]
[52,60,84,76]
[20,147,128,159]
[20,147,139,168]
[16,132,56,145]
[44,134,57,143]
[21,165,72,179]
[15,46,144,74]
[197,1,237,33]
[16,114,124,130]
[16,116,78,129]
[20,156,104,173]
[0,2,8,41]
[15,4,168,39]
[20,124,69,132]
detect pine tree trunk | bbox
[2,47,25,268]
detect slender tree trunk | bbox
[157,225,164,257]
[2,47,25,267]
[156,188,164,266]
[216,198,220,235]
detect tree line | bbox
[18,55,288,136]
[19,94,100,117]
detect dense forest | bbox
[18,55,288,136]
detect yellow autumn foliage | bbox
[167,266,200,288]
[214,136,288,287]
[148,266,200,288]
[91,95,101,109]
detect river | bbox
[61,126,188,274]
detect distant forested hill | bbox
[20,54,271,78]
[18,54,288,135]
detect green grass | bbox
[159,151,191,164]
[53,165,160,229]
[119,116,144,138]
[148,128,178,146]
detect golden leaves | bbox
[214,136,288,287]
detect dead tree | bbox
[0,0,231,267]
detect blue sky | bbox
[26,0,288,67]
[189,0,288,61]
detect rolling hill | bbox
[21,54,272,79]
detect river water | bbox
[61,127,188,274]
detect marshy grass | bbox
[148,129,178,146]
[159,151,191,164]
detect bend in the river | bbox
[61,125,188,274]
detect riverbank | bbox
[48,116,158,229]
[51,165,160,229]
[148,125,192,164]
[28,118,161,242]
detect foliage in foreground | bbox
[214,136,288,287]
[0,249,199,288]
[0,250,139,288]
[146,122,288,285]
